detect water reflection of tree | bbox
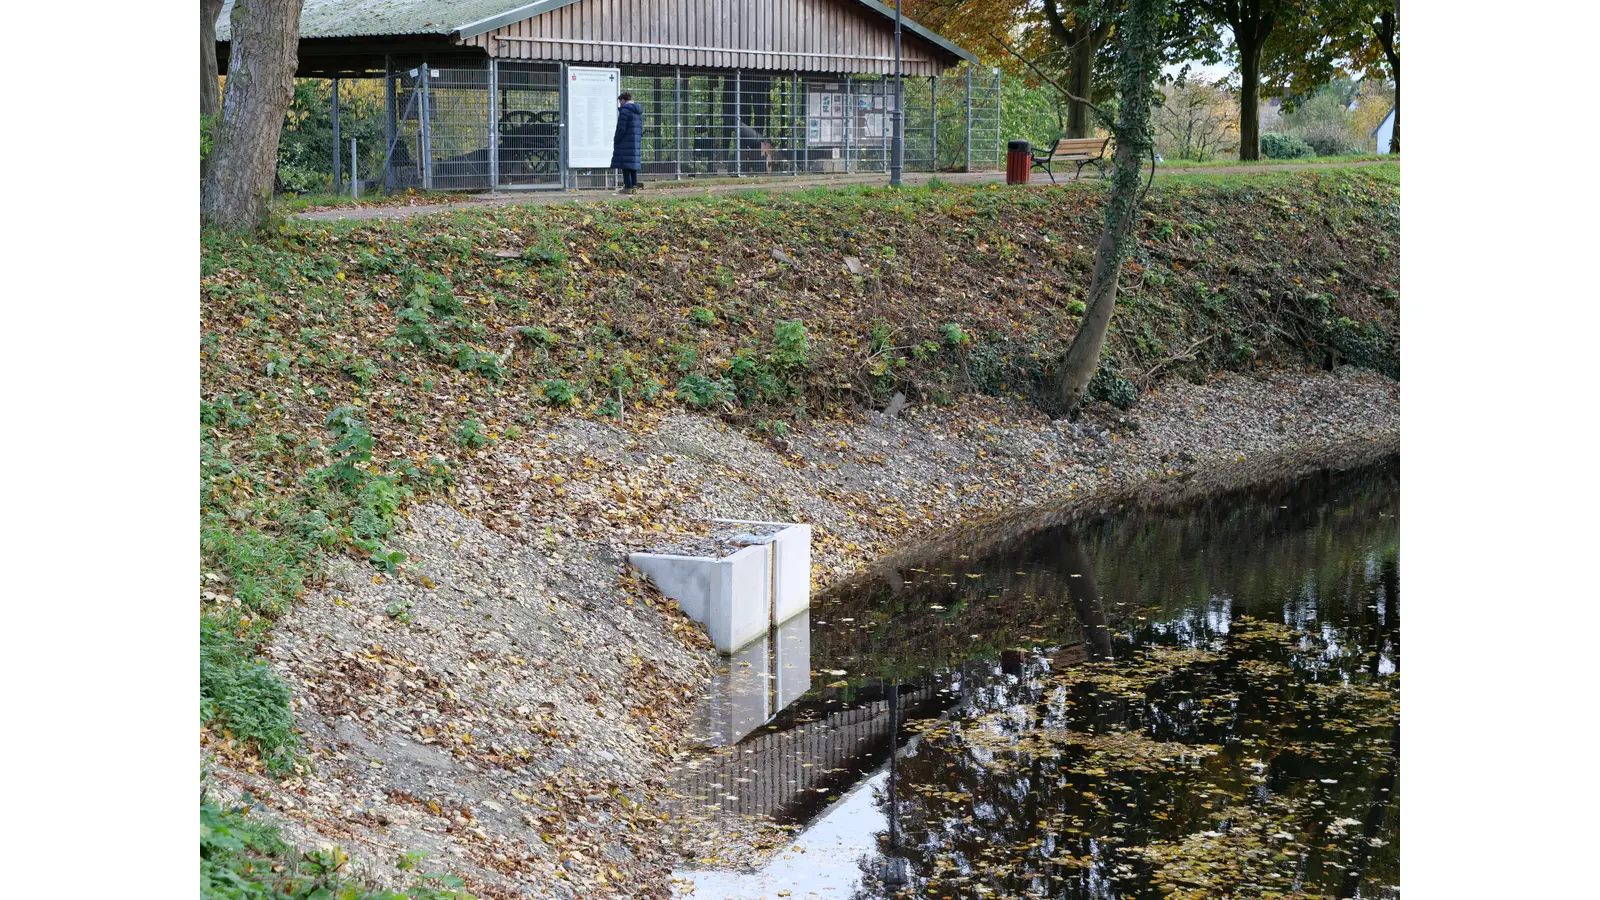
[829,462,1399,899]
[814,460,1399,677]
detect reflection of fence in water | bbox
[667,682,938,826]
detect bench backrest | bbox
[1050,137,1109,156]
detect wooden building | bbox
[215,0,1000,191]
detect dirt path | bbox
[293,159,1394,223]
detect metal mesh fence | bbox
[967,68,1004,172]
[494,62,562,187]
[378,63,1000,191]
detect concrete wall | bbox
[631,520,812,653]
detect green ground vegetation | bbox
[199,166,1397,892]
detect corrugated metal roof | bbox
[215,0,530,42]
[216,0,979,66]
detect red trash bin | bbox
[1006,140,1032,185]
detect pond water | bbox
[668,459,1399,899]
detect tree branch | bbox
[993,32,1112,126]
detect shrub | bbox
[771,320,810,369]
[940,323,972,347]
[677,374,735,408]
[453,418,489,448]
[1086,365,1138,410]
[688,306,716,326]
[200,630,298,771]
[541,379,576,406]
[1260,132,1315,159]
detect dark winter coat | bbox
[610,102,643,170]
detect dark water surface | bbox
[671,458,1399,899]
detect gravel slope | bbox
[208,365,1397,899]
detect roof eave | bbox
[854,0,982,66]
[455,0,582,41]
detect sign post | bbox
[566,67,622,177]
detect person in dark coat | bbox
[610,92,644,194]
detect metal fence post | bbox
[929,76,938,172]
[331,78,342,194]
[674,67,683,180]
[994,70,1003,170]
[734,69,742,177]
[488,59,499,190]
[794,72,803,176]
[844,75,853,173]
[558,61,570,190]
[350,138,359,198]
[964,69,972,173]
[419,63,433,190]
[384,56,396,191]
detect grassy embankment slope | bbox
[199,165,1397,895]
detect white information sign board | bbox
[567,66,621,168]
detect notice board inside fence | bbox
[568,67,621,168]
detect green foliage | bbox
[940,323,972,347]
[1261,132,1316,160]
[517,325,559,346]
[771,320,810,370]
[320,405,374,489]
[1068,300,1088,315]
[202,793,474,900]
[276,79,386,195]
[677,374,735,408]
[541,378,577,406]
[385,599,415,623]
[452,418,489,448]
[1087,364,1138,410]
[1271,80,1369,157]
[594,397,622,418]
[688,306,716,326]
[200,631,298,772]
[755,419,791,438]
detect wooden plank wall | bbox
[462,0,956,74]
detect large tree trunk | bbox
[1065,22,1095,138]
[1380,3,1398,154]
[202,0,303,232]
[1055,0,1164,411]
[1237,37,1262,161]
[201,0,225,180]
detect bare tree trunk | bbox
[1237,38,1262,161]
[1065,23,1095,138]
[201,0,225,181]
[1055,0,1164,412]
[1380,3,1398,154]
[202,0,303,232]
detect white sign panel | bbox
[567,66,621,168]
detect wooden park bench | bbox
[1030,136,1112,182]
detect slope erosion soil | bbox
[199,169,1399,898]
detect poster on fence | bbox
[567,67,621,168]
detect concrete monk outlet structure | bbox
[629,519,812,654]
[215,0,1002,192]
